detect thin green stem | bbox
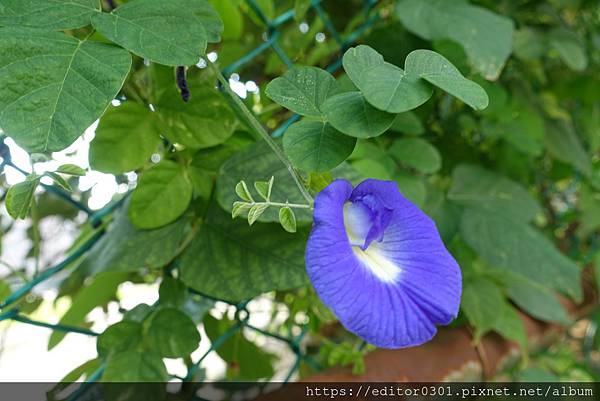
[245,201,312,210]
[207,60,314,206]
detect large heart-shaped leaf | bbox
[179,202,309,302]
[396,0,514,80]
[0,27,131,152]
[91,0,217,66]
[217,141,313,223]
[322,91,396,138]
[128,160,193,229]
[405,50,489,110]
[90,103,161,174]
[460,209,581,301]
[265,66,338,117]
[283,120,356,172]
[0,0,100,30]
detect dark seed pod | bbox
[176,66,190,102]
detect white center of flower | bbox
[343,203,401,283]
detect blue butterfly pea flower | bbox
[305,179,462,348]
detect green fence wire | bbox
[0,0,381,399]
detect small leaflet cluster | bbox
[233,176,298,233]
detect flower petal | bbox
[305,179,461,348]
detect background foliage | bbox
[0,0,599,385]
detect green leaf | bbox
[157,85,237,149]
[461,277,504,342]
[579,185,600,237]
[58,358,102,383]
[283,120,356,172]
[0,27,131,152]
[518,368,560,382]
[423,185,461,243]
[44,171,72,192]
[97,321,143,358]
[79,202,187,275]
[389,137,441,174]
[308,171,334,192]
[159,278,213,324]
[0,280,11,301]
[549,28,588,72]
[56,164,86,176]
[254,176,274,201]
[247,203,269,225]
[389,112,424,136]
[396,0,514,80]
[179,202,309,302]
[235,181,254,202]
[124,304,153,323]
[395,172,426,207]
[189,137,252,198]
[6,175,41,219]
[191,0,224,43]
[49,272,128,350]
[448,165,542,222]
[513,27,547,61]
[232,201,251,218]
[322,91,396,138]
[91,0,213,66]
[492,301,528,353]
[159,278,187,309]
[351,158,393,181]
[90,103,161,174]
[545,120,591,176]
[146,307,200,358]
[204,315,275,380]
[460,209,582,301]
[102,350,168,382]
[265,66,338,117]
[0,0,100,30]
[294,0,311,22]
[217,141,313,223]
[405,50,489,110]
[342,45,384,90]
[208,0,243,40]
[279,207,297,233]
[128,160,193,229]
[484,99,545,156]
[360,60,433,113]
[506,275,571,324]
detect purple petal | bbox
[305,179,462,348]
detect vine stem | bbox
[207,60,314,206]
